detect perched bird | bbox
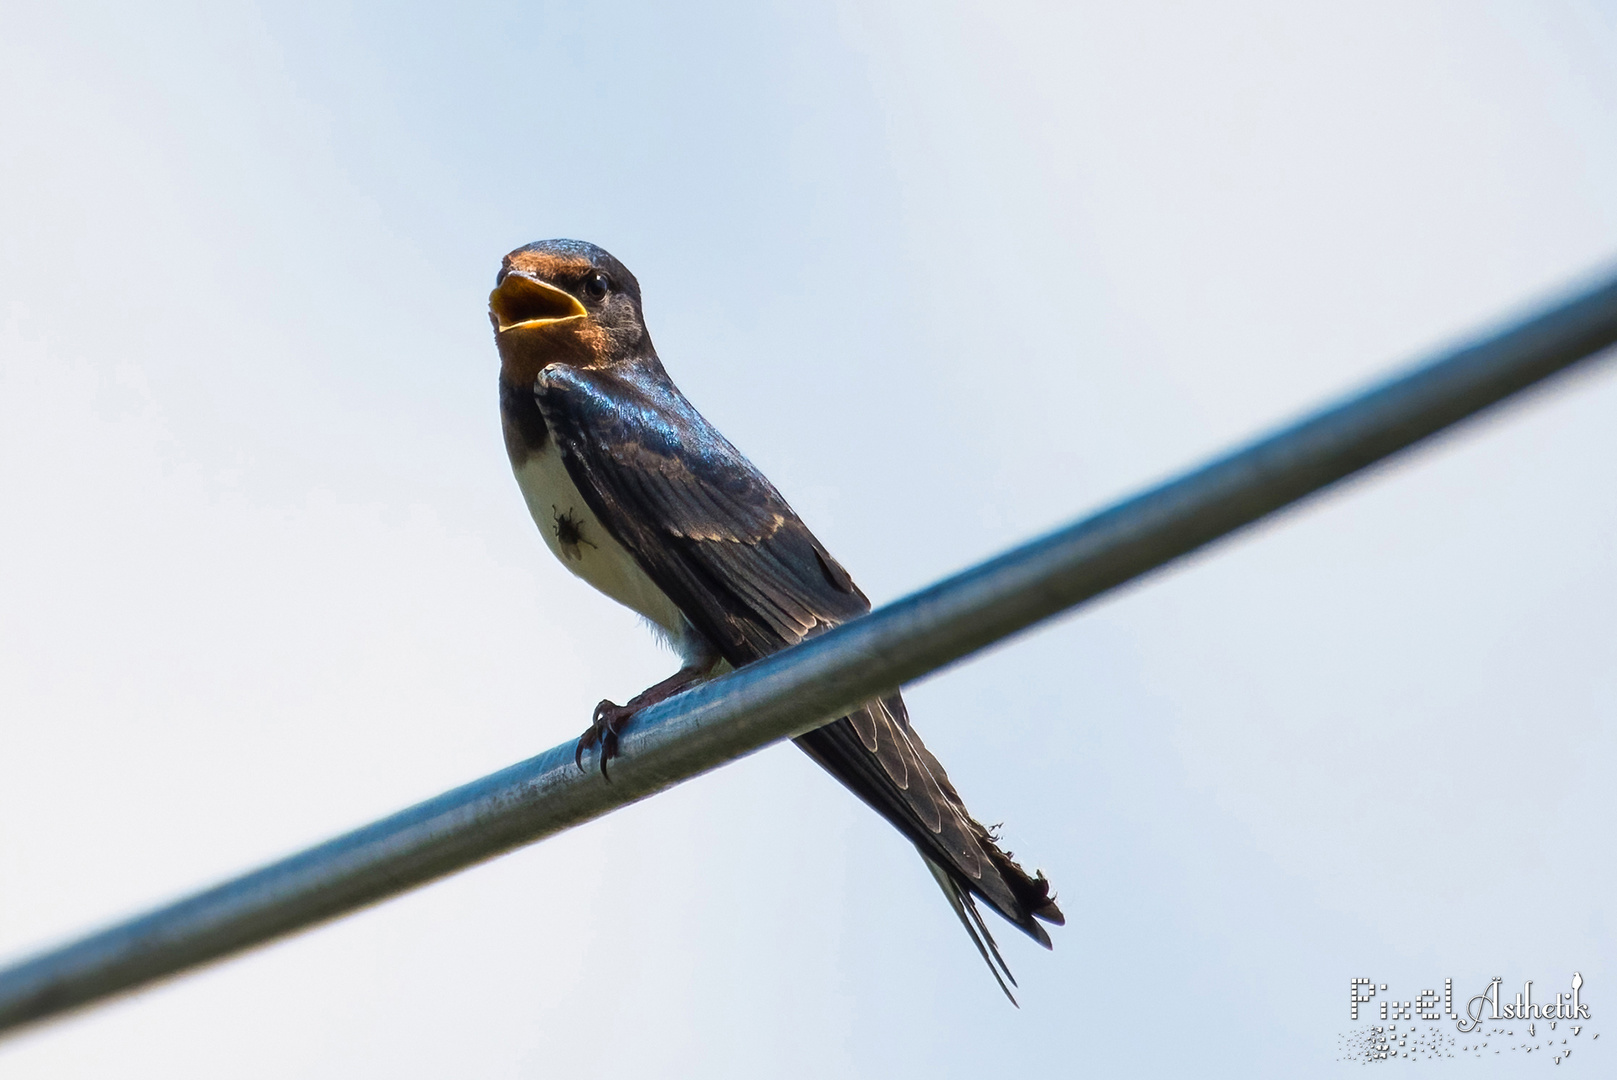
[490,238,1062,1000]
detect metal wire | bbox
[3,266,1616,1036]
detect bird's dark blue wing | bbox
[534,363,866,646]
[534,362,1062,944]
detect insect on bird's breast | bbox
[511,440,686,639]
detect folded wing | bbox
[534,363,1062,946]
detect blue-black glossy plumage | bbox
[499,239,1063,958]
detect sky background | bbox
[2,1,1615,1076]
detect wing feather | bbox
[534,362,1061,945]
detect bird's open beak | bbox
[489,273,588,333]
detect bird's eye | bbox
[582,272,610,302]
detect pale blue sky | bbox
[2,2,1615,1076]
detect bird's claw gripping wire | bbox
[574,700,635,780]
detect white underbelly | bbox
[513,441,689,642]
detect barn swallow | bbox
[490,239,1062,1000]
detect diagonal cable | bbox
[2,264,1615,1035]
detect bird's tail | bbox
[923,855,1020,1007]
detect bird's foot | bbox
[571,660,721,779]
[575,699,637,779]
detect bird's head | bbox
[489,239,649,384]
